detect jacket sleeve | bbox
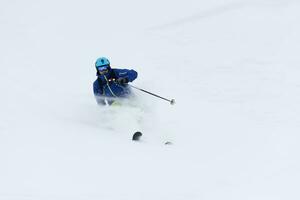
[114,69,138,82]
[93,79,101,96]
[93,79,106,105]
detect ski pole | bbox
[129,84,175,105]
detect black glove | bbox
[116,77,128,85]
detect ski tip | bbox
[164,141,173,145]
[132,131,142,141]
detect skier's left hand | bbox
[116,77,128,85]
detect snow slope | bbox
[1,0,300,199]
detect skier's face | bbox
[97,65,109,75]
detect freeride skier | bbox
[93,57,138,105]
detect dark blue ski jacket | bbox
[93,67,138,105]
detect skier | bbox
[93,57,138,105]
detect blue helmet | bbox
[95,57,110,68]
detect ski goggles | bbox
[97,65,109,74]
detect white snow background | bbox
[1,0,300,199]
